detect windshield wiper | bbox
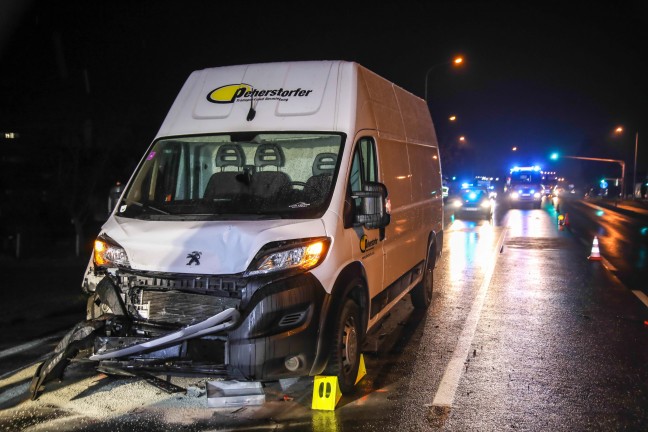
[129,201,170,215]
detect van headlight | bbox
[93,235,130,268]
[247,237,331,276]
[480,200,491,208]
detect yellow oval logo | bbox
[207,84,252,104]
[360,234,367,253]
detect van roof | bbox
[155,60,436,147]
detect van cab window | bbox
[118,133,344,220]
[349,137,378,207]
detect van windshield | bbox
[118,133,344,220]
[509,169,542,185]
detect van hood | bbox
[101,216,327,275]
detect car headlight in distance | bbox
[480,200,491,208]
[247,237,331,276]
[511,192,519,199]
[534,192,541,198]
[94,235,130,268]
[452,199,463,208]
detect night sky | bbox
[1,0,647,184]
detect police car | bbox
[448,185,494,219]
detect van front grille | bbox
[132,289,240,326]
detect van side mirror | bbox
[108,182,124,214]
[351,182,391,229]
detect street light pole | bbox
[424,56,463,103]
[633,131,639,199]
[614,126,640,199]
[563,155,625,199]
[424,64,441,104]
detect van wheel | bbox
[325,297,361,394]
[411,243,434,309]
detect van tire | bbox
[325,297,361,394]
[411,242,434,309]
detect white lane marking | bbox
[0,381,30,405]
[0,363,39,405]
[432,227,507,408]
[601,257,617,272]
[0,333,62,360]
[633,290,648,308]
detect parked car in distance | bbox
[448,185,494,219]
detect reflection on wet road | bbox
[556,196,648,293]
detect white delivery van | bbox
[31,60,444,397]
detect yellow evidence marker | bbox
[311,376,342,410]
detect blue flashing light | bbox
[461,182,469,188]
[468,192,477,201]
[510,165,542,173]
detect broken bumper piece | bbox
[29,308,240,400]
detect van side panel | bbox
[408,142,443,240]
[357,66,405,140]
[376,137,419,289]
[394,86,437,145]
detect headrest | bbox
[312,153,337,176]
[254,143,285,168]
[215,144,245,168]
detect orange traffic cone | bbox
[588,236,602,261]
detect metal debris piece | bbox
[29,318,107,400]
[207,380,265,408]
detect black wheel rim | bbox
[341,315,358,374]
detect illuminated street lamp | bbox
[424,55,464,103]
[614,126,639,199]
[449,115,457,122]
[512,146,518,151]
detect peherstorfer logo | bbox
[207,84,314,104]
[359,234,378,253]
[207,84,253,104]
[360,234,367,253]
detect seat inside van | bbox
[204,144,246,199]
[251,143,291,197]
[304,152,337,201]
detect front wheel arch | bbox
[311,263,368,376]
[410,237,436,309]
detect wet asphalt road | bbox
[1,198,647,431]
[555,195,648,294]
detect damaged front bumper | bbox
[30,267,327,400]
[90,308,239,361]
